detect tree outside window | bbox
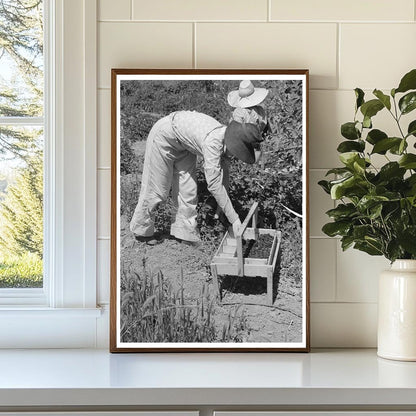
[0,0,44,288]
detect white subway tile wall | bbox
[336,246,390,303]
[98,89,111,168]
[309,90,354,169]
[270,0,414,22]
[97,169,111,238]
[311,303,378,347]
[96,0,416,347]
[99,0,131,21]
[98,22,193,88]
[310,239,336,302]
[309,170,334,237]
[131,0,269,21]
[339,24,416,90]
[196,23,338,89]
[97,239,110,305]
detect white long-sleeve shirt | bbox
[171,111,239,224]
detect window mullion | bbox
[0,117,45,126]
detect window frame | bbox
[0,0,100,348]
[0,1,49,305]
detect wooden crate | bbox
[210,202,281,305]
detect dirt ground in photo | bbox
[120,212,303,344]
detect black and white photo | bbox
[110,70,309,352]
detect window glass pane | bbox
[0,126,43,288]
[0,0,44,117]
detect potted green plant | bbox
[319,68,416,361]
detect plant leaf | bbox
[377,162,406,181]
[339,151,360,167]
[337,140,365,153]
[318,179,331,194]
[362,115,372,129]
[360,99,384,119]
[366,129,387,145]
[389,139,408,155]
[373,89,391,110]
[353,158,366,174]
[371,137,402,154]
[395,69,416,94]
[325,167,352,176]
[330,175,365,200]
[386,240,402,262]
[341,122,360,140]
[399,139,407,154]
[407,120,416,137]
[354,241,383,256]
[407,174,416,187]
[399,154,416,169]
[398,226,416,255]
[405,174,416,197]
[330,176,354,199]
[326,203,357,219]
[341,235,355,251]
[399,91,416,115]
[357,195,389,211]
[355,88,365,110]
[322,221,351,237]
[369,203,383,220]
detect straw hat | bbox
[227,80,269,108]
[224,121,262,164]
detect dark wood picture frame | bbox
[110,69,310,352]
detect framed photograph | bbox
[110,69,310,352]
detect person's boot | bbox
[134,233,163,246]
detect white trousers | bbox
[129,115,200,242]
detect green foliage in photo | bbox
[0,154,43,258]
[0,251,42,288]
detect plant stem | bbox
[380,214,391,241]
[390,97,406,140]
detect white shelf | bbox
[0,349,416,408]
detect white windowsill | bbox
[0,307,102,316]
[0,349,415,410]
[0,307,104,349]
[0,288,47,306]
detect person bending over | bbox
[130,82,269,245]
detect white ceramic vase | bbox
[378,259,416,361]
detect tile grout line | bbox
[97,19,268,23]
[193,22,197,69]
[311,301,378,305]
[130,0,133,20]
[97,19,415,24]
[336,22,340,90]
[308,168,338,171]
[336,23,342,91]
[267,0,271,22]
[332,181,338,302]
[333,229,338,302]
